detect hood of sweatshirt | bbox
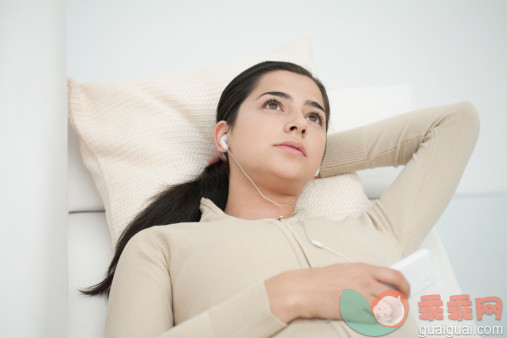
[199,197,303,224]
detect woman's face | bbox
[219,70,327,190]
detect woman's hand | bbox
[265,262,410,323]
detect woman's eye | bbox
[263,99,282,111]
[307,113,323,126]
[263,98,324,126]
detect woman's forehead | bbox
[252,71,324,105]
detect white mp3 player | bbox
[389,248,436,298]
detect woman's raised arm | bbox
[319,101,480,256]
[105,230,288,338]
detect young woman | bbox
[80,61,480,337]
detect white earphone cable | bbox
[301,178,355,262]
[223,138,355,262]
[227,148,297,210]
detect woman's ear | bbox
[214,121,229,153]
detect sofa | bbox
[67,83,480,337]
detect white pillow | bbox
[68,35,371,248]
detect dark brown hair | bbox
[79,60,331,297]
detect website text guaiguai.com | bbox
[419,324,503,337]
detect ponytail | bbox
[78,159,229,297]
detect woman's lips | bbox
[274,145,305,157]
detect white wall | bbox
[0,0,67,337]
[67,0,507,197]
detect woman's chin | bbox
[269,168,310,183]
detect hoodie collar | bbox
[199,197,302,224]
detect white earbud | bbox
[315,167,320,177]
[220,135,229,151]
[311,239,324,248]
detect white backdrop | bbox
[1,1,67,337]
[67,0,507,196]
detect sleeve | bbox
[105,230,288,338]
[318,101,480,256]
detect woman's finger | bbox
[368,281,395,300]
[367,266,410,298]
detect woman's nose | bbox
[287,112,308,134]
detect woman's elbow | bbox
[457,101,481,143]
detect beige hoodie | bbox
[105,101,480,337]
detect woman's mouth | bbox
[274,145,306,157]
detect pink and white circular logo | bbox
[371,289,409,328]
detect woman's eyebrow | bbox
[256,91,326,114]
